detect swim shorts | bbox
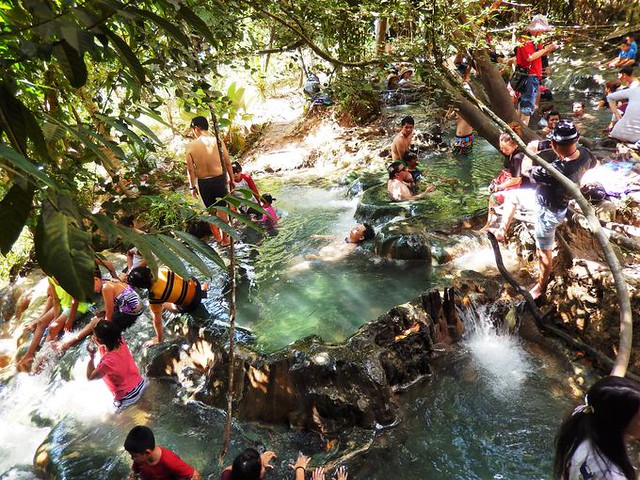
[451,134,474,155]
[198,175,228,208]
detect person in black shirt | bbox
[529,120,596,299]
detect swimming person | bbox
[86,320,146,410]
[554,376,640,479]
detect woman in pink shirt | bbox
[86,320,146,410]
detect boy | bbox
[124,425,200,480]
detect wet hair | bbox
[387,161,404,179]
[232,161,243,174]
[190,116,209,130]
[619,66,634,77]
[230,448,262,480]
[93,319,122,351]
[124,426,156,454]
[362,223,375,241]
[554,376,640,480]
[127,266,154,290]
[400,116,415,127]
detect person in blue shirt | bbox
[607,39,636,69]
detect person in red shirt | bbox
[124,426,201,480]
[512,15,556,125]
[86,320,146,410]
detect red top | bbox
[132,447,196,480]
[238,173,260,200]
[515,40,543,79]
[221,469,232,480]
[95,338,142,400]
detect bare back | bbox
[186,134,228,179]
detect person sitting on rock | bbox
[606,40,637,69]
[387,161,435,201]
[607,71,640,145]
[87,320,146,410]
[16,277,91,372]
[127,266,208,346]
[124,425,200,479]
[398,66,415,87]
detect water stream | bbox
[0,143,576,479]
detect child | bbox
[220,448,278,480]
[124,426,200,480]
[258,194,278,228]
[86,320,146,410]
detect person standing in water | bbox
[186,116,235,246]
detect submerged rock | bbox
[374,219,432,261]
[146,288,464,433]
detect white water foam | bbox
[0,354,114,474]
[460,304,532,396]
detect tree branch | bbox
[455,78,633,377]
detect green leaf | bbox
[102,27,146,83]
[95,113,146,149]
[116,226,158,275]
[131,7,191,45]
[123,116,162,145]
[195,214,238,237]
[157,233,213,277]
[142,234,190,279]
[136,106,172,128]
[91,213,122,244]
[0,182,34,254]
[177,5,218,47]
[0,82,50,161]
[34,199,95,301]
[174,230,226,270]
[0,145,57,188]
[52,40,88,88]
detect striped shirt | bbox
[148,267,198,313]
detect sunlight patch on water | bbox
[460,305,532,396]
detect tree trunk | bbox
[375,17,388,57]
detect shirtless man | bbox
[391,116,415,161]
[186,116,234,246]
[305,224,375,263]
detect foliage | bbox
[329,68,382,125]
[0,226,33,283]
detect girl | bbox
[87,320,145,409]
[554,376,640,479]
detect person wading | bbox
[186,116,235,246]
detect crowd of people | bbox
[10,14,640,479]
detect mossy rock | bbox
[345,172,384,197]
[374,219,432,261]
[355,184,409,225]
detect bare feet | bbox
[144,337,161,348]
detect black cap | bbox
[547,119,579,144]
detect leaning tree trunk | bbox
[460,86,634,377]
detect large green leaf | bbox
[142,234,191,280]
[0,182,34,254]
[157,233,213,277]
[91,213,122,244]
[0,145,57,188]
[123,115,162,145]
[116,226,158,275]
[131,7,191,46]
[95,113,146,148]
[102,27,146,83]
[177,5,218,47]
[34,200,96,301]
[0,82,50,161]
[52,40,88,88]
[174,230,226,270]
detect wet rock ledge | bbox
[147,288,463,433]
